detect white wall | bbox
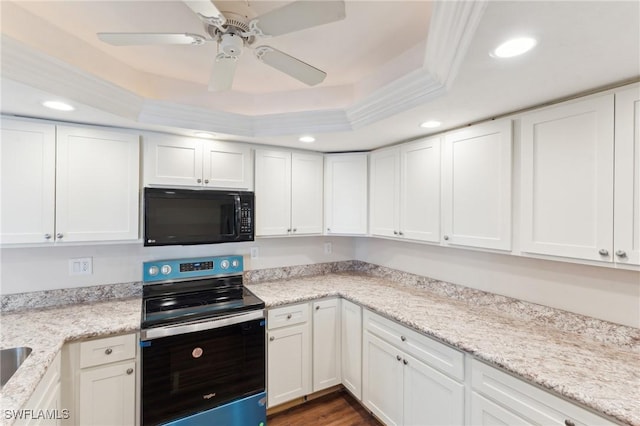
[355,237,640,328]
[0,236,355,295]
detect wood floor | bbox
[267,391,383,426]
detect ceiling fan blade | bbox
[183,0,226,26]
[255,46,326,86]
[97,33,206,46]
[253,1,345,37]
[209,55,238,91]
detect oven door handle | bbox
[141,309,264,340]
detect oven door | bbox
[141,311,266,425]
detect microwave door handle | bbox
[234,194,242,239]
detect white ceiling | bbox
[1,0,639,152]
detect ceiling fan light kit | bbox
[97,0,345,91]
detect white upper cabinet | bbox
[1,119,56,244]
[324,153,368,235]
[56,126,140,243]
[520,94,614,262]
[370,137,441,242]
[614,86,640,266]
[255,149,323,236]
[442,120,512,251]
[1,119,140,244]
[144,135,252,190]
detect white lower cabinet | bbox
[267,303,312,408]
[312,298,341,392]
[340,299,362,400]
[362,309,465,426]
[471,359,616,426]
[15,352,62,426]
[64,333,138,426]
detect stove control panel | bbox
[143,255,243,283]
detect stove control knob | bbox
[160,265,172,275]
[148,266,159,276]
[220,260,230,270]
[231,259,240,268]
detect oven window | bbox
[141,318,265,425]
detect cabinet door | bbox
[614,86,640,265]
[0,119,56,244]
[202,140,253,189]
[56,126,139,242]
[402,353,464,426]
[267,322,311,407]
[143,135,203,187]
[362,332,403,426]
[312,298,341,391]
[255,149,292,236]
[369,148,400,237]
[341,299,362,400]
[291,153,323,235]
[520,95,614,261]
[470,393,533,426]
[79,361,136,426]
[324,153,368,235]
[442,120,512,251]
[401,137,441,242]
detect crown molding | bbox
[0,2,486,138]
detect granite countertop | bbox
[1,272,639,425]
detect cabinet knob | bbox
[598,248,609,256]
[615,250,627,258]
[286,314,292,319]
[564,420,576,426]
[287,228,291,233]
[327,228,331,232]
[393,231,398,235]
[105,348,113,355]
[204,179,209,184]
[443,235,449,241]
[398,231,404,236]
[401,335,407,342]
[292,228,297,233]
[396,355,402,361]
[44,233,52,240]
[315,305,320,311]
[196,178,202,183]
[56,233,63,239]
[269,336,275,342]
[126,368,134,375]
[403,359,408,365]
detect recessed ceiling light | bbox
[490,37,537,58]
[299,136,315,143]
[42,100,75,111]
[194,131,217,139]
[420,120,441,129]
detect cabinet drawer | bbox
[471,359,617,425]
[363,309,464,381]
[80,333,137,368]
[268,302,310,330]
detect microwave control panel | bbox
[240,202,253,234]
[143,255,243,283]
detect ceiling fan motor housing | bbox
[220,32,243,57]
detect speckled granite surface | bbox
[1,264,638,425]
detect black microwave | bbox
[143,188,254,246]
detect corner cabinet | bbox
[442,119,512,251]
[1,118,140,244]
[520,94,615,262]
[369,137,441,242]
[143,135,253,190]
[14,352,62,426]
[255,150,323,237]
[324,153,368,235]
[362,310,465,426]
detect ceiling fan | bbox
[97,0,346,91]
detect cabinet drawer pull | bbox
[396,355,402,361]
[615,250,627,258]
[443,235,449,241]
[564,420,576,426]
[400,335,407,342]
[204,179,209,184]
[403,359,408,365]
[393,231,398,235]
[269,336,275,342]
[126,368,134,375]
[44,233,52,240]
[286,314,292,319]
[197,178,202,183]
[105,348,113,355]
[56,233,64,239]
[315,305,320,311]
[598,248,609,256]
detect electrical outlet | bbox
[250,247,259,259]
[69,257,93,275]
[324,242,332,255]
